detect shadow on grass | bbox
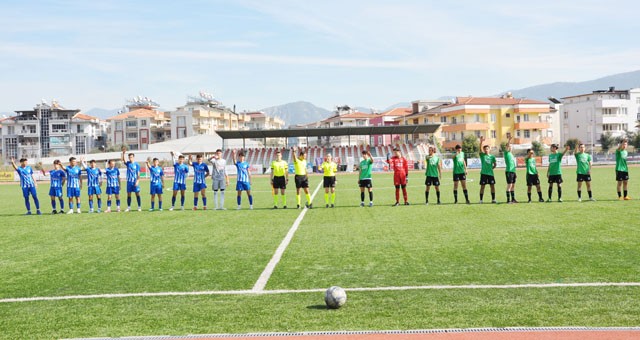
[306,304,329,310]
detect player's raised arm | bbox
[10,158,18,171]
[170,151,177,164]
[187,154,193,166]
[80,156,87,170]
[617,139,627,151]
[479,135,486,150]
[563,144,570,155]
[231,149,237,164]
[121,146,127,162]
[145,157,151,170]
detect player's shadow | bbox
[306,304,330,310]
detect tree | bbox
[532,141,545,156]
[565,138,580,150]
[461,135,479,156]
[599,132,616,152]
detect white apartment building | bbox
[317,105,374,146]
[243,111,286,147]
[561,87,640,145]
[1,100,103,162]
[106,97,170,150]
[170,93,248,139]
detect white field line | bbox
[252,180,324,292]
[2,282,639,304]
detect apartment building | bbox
[1,100,102,161]
[106,97,170,150]
[170,93,249,139]
[369,107,412,145]
[561,87,640,145]
[317,105,375,146]
[404,95,555,150]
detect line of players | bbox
[11,138,632,215]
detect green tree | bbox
[532,141,545,156]
[565,138,580,150]
[599,132,616,152]
[461,135,479,156]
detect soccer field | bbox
[0,166,639,339]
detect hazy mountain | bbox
[506,70,640,101]
[384,102,412,111]
[85,107,121,119]
[260,101,333,126]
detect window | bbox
[177,116,186,126]
[423,118,428,124]
[636,97,640,104]
[490,114,496,122]
[440,116,447,123]
[491,130,496,138]
[115,122,123,130]
[475,131,481,138]
[523,114,530,122]
[516,130,521,137]
[621,107,628,115]
[475,114,481,122]
[452,117,457,124]
[126,120,137,128]
[564,112,568,119]
[7,126,14,134]
[516,115,521,123]
[506,113,511,118]
[77,124,82,133]
[506,132,511,139]
[378,136,383,144]
[460,132,464,139]
[603,108,613,115]
[141,119,147,127]
[126,132,138,139]
[524,130,530,138]
[52,123,67,133]
[459,115,465,123]
[452,133,456,140]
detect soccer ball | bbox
[324,286,347,309]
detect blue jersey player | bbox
[11,157,41,215]
[232,149,253,210]
[42,160,66,214]
[170,151,189,211]
[104,159,121,213]
[65,157,83,214]
[121,146,142,212]
[146,157,165,211]
[189,154,210,210]
[81,157,103,213]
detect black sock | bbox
[506,191,510,202]
[453,190,458,202]
[538,191,543,200]
[480,193,484,201]
[436,191,440,202]
[369,191,373,202]
[491,192,495,200]
[588,191,592,198]
[511,191,515,200]
[624,190,628,197]
[618,191,622,198]
[360,192,365,202]
[527,192,532,201]
[548,187,553,199]
[463,190,469,201]
[577,190,582,198]
[558,187,562,199]
[425,191,429,203]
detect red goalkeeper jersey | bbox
[387,156,408,176]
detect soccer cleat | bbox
[236,206,241,210]
[360,202,365,207]
[618,197,624,201]
[466,200,471,205]
[26,211,32,215]
[249,205,253,210]
[116,207,121,212]
[159,208,163,211]
[330,204,334,208]
[52,210,57,215]
[193,207,198,211]
[527,200,532,203]
[203,206,207,210]
[77,208,82,214]
[97,209,101,213]
[326,204,329,208]
[546,199,552,203]
[437,201,442,205]
[538,198,545,203]
[511,199,519,204]
[491,200,497,204]
[283,206,287,209]
[558,199,563,203]
[137,208,141,212]
[589,197,596,202]
[577,198,582,202]
[181,206,184,211]
[308,203,313,209]
[425,202,429,206]
[404,202,410,205]
[369,202,373,207]
[59,210,64,214]
[479,200,483,204]
[297,204,301,209]
[105,208,111,213]
[624,196,632,200]
[67,209,74,214]
[169,206,174,211]
[89,209,94,213]
[36,210,42,215]
[393,202,399,207]
[273,206,278,209]
[149,208,154,212]
[125,208,130,212]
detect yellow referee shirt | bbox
[293,158,307,176]
[271,160,288,177]
[321,161,337,177]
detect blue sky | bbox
[1,0,640,115]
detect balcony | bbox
[441,123,489,133]
[513,121,550,130]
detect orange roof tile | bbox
[72,113,99,121]
[380,107,412,117]
[453,96,548,106]
[106,108,167,121]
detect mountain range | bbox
[80,69,640,126]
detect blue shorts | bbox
[127,182,141,193]
[22,186,37,198]
[236,181,251,191]
[88,186,102,196]
[150,185,163,195]
[193,183,207,192]
[173,183,186,191]
[67,187,81,198]
[49,187,63,197]
[106,187,120,195]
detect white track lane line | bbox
[252,180,324,292]
[2,282,639,304]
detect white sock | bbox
[213,191,218,209]
[220,191,225,208]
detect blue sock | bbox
[107,200,112,207]
[172,196,176,206]
[77,202,81,209]
[33,196,39,210]
[151,201,155,210]
[97,199,102,209]
[159,201,162,209]
[249,195,253,205]
[51,200,56,209]
[116,199,120,207]
[69,202,74,210]
[237,196,241,205]
[25,197,31,211]
[89,200,94,210]
[136,195,141,207]
[194,197,198,207]
[180,196,185,207]
[59,198,64,210]
[202,197,207,207]
[127,197,131,207]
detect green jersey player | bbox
[574,143,594,202]
[615,139,631,200]
[546,144,570,202]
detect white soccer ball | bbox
[324,286,347,309]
